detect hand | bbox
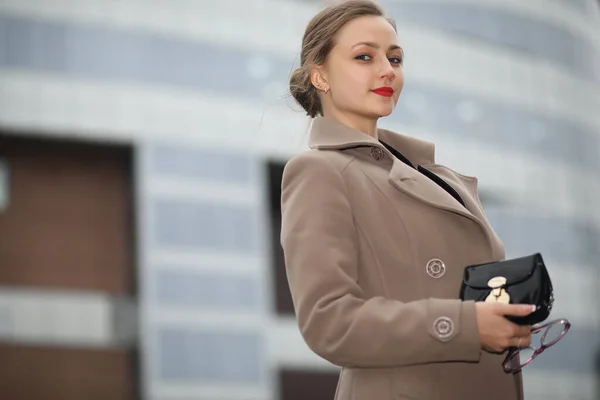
[475,302,534,354]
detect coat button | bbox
[426,258,446,279]
[433,316,454,339]
[370,147,384,161]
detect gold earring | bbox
[324,87,330,94]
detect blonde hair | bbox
[289,0,396,118]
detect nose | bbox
[379,59,396,81]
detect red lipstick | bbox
[371,86,394,97]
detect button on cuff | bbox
[426,299,482,362]
[433,317,454,339]
[427,299,461,343]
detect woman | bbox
[280,1,536,399]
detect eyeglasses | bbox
[502,318,571,374]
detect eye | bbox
[389,56,403,65]
[355,53,372,61]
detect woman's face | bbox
[316,15,404,122]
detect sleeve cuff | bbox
[427,299,482,362]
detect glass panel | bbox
[151,145,254,184]
[395,83,599,170]
[158,329,263,383]
[552,0,590,12]
[153,200,257,254]
[156,270,260,310]
[484,207,599,268]
[381,2,598,81]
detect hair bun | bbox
[289,67,322,118]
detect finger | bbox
[496,304,536,317]
[515,325,533,337]
[511,335,532,349]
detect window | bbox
[267,160,296,315]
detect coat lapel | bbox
[387,160,472,219]
[308,116,492,242]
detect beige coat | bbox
[280,116,523,400]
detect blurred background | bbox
[0,0,599,399]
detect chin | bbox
[353,103,394,119]
[364,100,395,118]
[361,109,393,120]
[372,106,394,118]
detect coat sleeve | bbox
[280,152,482,368]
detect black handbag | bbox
[459,253,554,326]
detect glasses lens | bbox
[542,323,568,347]
[517,347,536,366]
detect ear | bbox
[310,65,329,93]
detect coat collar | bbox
[308,115,435,166]
[307,116,494,251]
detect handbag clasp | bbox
[485,276,510,304]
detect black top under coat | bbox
[379,140,467,209]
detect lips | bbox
[371,87,394,97]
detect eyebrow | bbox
[351,42,403,52]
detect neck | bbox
[324,110,378,139]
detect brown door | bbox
[0,133,135,293]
